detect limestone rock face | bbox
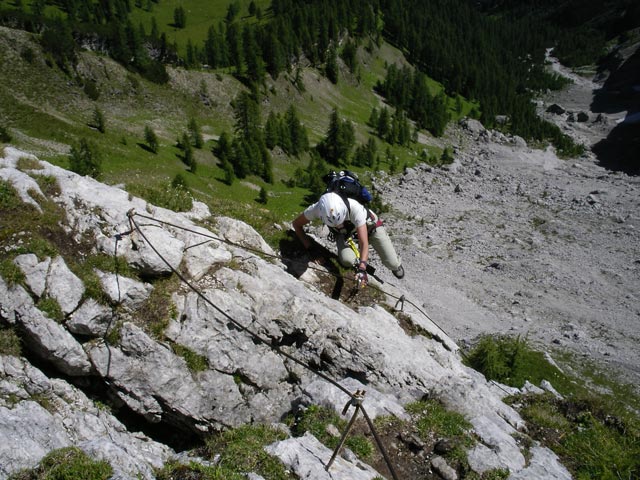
[265,432,382,480]
[67,299,112,337]
[46,256,85,315]
[95,270,153,310]
[13,254,49,297]
[0,148,573,479]
[0,280,93,376]
[0,355,173,479]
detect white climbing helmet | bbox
[318,192,348,227]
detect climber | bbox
[292,191,404,287]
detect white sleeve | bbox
[303,202,321,221]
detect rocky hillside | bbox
[375,49,640,390]
[0,145,573,479]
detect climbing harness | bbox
[346,236,384,287]
[346,237,367,289]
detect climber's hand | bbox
[355,268,368,288]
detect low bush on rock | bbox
[128,179,193,213]
[464,334,569,389]
[199,424,293,479]
[0,325,22,356]
[468,335,640,480]
[507,393,640,479]
[36,296,64,323]
[8,446,113,480]
[0,258,25,286]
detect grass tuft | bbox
[8,446,113,480]
[508,393,640,479]
[204,424,293,479]
[36,296,65,322]
[136,274,180,338]
[406,399,474,447]
[0,258,25,286]
[287,404,374,459]
[171,342,209,372]
[0,325,22,356]
[464,334,566,389]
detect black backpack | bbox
[323,170,373,205]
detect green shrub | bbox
[20,46,34,63]
[0,325,22,356]
[0,180,20,209]
[512,393,640,480]
[104,321,122,345]
[0,258,25,286]
[92,106,105,132]
[9,446,112,480]
[37,296,64,322]
[34,175,61,199]
[84,79,100,100]
[172,342,208,372]
[204,424,293,479]
[464,335,565,388]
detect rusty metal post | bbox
[325,390,365,471]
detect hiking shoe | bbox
[392,265,404,279]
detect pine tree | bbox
[341,38,357,73]
[318,108,354,166]
[173,6,186,29]
[185,39,195,68]
[92,107,106,133]
[188,118,204,149]
[222,158,235,185]
[258,186,268,204]
[377,107,390,140]
[144,125,158,153]
[368,107,379,128]
[264,112,280,150]
[150,16,159,42]
[69,138,102,178]
[181,132,195,172]
[226,23,243,75]
[232,91,260,139]
[285,105,308,156]
[243,26,265,85]
[325,44,338,84]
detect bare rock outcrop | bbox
[0,147,572,479]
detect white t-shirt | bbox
[304,197,369,228]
